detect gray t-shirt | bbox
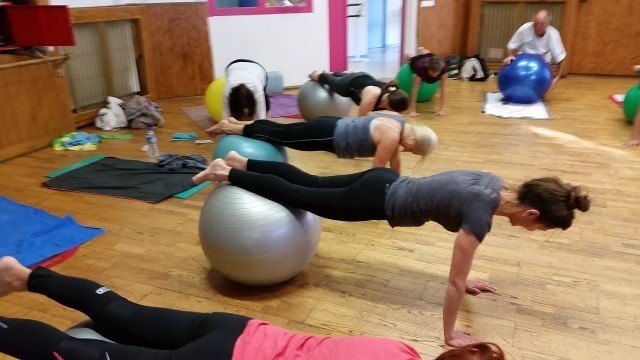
[384,170,503,242]
[333,113,406,159]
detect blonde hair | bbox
[410,124,438,161]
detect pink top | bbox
[232,320,422,360]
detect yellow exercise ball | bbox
[205,77,226,122]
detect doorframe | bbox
[329,0,414,72]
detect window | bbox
[209,0,312,16]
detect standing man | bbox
[503,10,566,91]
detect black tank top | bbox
[349,73,387,106]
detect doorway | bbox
[346,0,404,79]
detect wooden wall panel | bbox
[570,0,640,75]
[417,0,468,56]
[0,55,74,161]
[145,3,213,100]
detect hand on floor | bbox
[445,329,481,348]
[465,279,496,295]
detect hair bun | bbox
[568,186,590,212]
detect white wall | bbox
[347,0,367,57]
[208,0,329,87]
[49,0,204,7]
[50,0,330,87]
[403,0,418,54]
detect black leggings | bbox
[317,72,378,105]
[0,268,250,360]
[243,116,339,152]
[228,160,399,221]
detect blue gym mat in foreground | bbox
[0,196,105,267]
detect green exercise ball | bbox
[396,64,440,102]
[623,84,640,125]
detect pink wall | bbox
[328,0,347,72]
[400,0,406,64]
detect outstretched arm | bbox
[407,75,422,118]
[373,132,402,170]
[504,26,523,64]
[503,48,517,64]
[436,75,447,116]
[358,88,378,116]
[389,147,402,174]
[443,229,484,347]
[550,59,566,91]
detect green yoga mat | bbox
[173,181,212,199]
[45,155,107,178]
[45,155,211,199]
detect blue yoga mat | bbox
[0,197,105,267]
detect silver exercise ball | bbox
[66,320,115,343]
[199,183,321,286]
[297,81,352,121]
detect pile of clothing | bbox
[95,95,164,131]
[52,132,101,151]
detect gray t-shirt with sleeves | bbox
[384,170,503,242]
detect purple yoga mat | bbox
[182,106,215,131]
[268,93,302,118]
[182,104,305,130]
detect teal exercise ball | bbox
[623,84,640,125]
[213,135,288,162]
[396,64,440,102]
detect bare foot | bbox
[192,158,232,184]
[308,70,321,82]
[206,120,245,136]
[227,117,255,125]
[205,121,226,136]
[225,151,248,170]
[0,256,30,297]
[217,120,234,134]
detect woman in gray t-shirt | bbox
[193,154,591,349]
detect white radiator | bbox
[61,20,140,112]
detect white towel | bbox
[483,92,551,120]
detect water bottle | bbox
[145,128,160,159]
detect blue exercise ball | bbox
[213,135,288,162]
[498,54,552,104]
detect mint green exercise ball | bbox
[213,135,287,162]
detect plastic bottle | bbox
[145,128,160,159]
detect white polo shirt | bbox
[507,22,566,64]
[223,61,268,120]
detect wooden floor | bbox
[1,75,640,360]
